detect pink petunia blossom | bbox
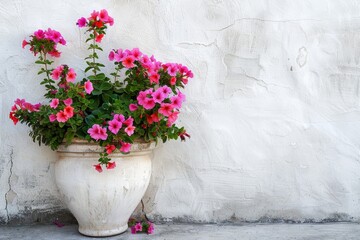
[129,104,138,112]
[49,114,57,122]
[146,113,160,125]
[135,223,142,232]
[159,86,171,96]
[105,145,116,154]
[108,119,122,134]
[120,142,131,153]
[147,222,154,234]
[95,34,104,43]
[56,111,69,122]
[93,164,102,173]
[151,90,166,104]
[122,55,135,68]
[177,91,186,102]
[50,98,59,109]
[131,48,141,60]
[170,77,176,85]
[114,114,125,123]
[167,111,179,126]
[66,68,76,82]
[107,16,114,26]
[22,40,29,49]
[51,65,64,80]
[137,91,148,106]
[167,64,178,76]
[63,98,73,106]
[87,124,108,141]
[149,73,160,84]
[77,17,87,27]
[170,95,182,109]
[108,51,115,61]
[99,9,109,22]
[143,98,155,110]
[123,117,134,126]
[64,106,74,118]
[131,226,136,234]
[88,10,99,21]
[125,125,135,136]
[85,80,93,94]
[34,29,45,39]
[106,161,116,169]
[158,103,173,117]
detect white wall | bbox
[1,0,360,223]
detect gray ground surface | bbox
[1,223,360,239]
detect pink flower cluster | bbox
[136,87,186,126]
[48,98,74,123]
[22,28,66,57]
[109,48,193,86]
[87,114,136,143]
[77,9,114,43]
[9,99,42,125]
[130,221,154,235]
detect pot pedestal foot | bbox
[78,224,128,237]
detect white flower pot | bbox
[55,140,155,237]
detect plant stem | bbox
[92,30,97,76]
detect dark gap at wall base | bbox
[0,210,357,226]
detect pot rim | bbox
[57,138,158,154]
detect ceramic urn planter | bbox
[55,140,155,237]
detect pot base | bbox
[79,224,128,237]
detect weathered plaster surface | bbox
[1,0,360,224]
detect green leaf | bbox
[91,89,102,95]
[100,82,112,90]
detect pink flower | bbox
[106,161,116,169]
[147,222,154,234]
[99,9,109,22]
[56,111,69,122]
[66,68,76,82]
[120,142,131,153]
[51,66,64,80]
[131,48,141,59]
[88,10,99,21]
[122,55,135,68]
[151,90,166,104]
[93,164,102,173]
[135,223,142,232]
[170,76,176,85]
[64,106,74,118]
[22,40,29,49]
[49,114,57,122]
[159,86,171,96]
[167,64,178,76]
[114,114,125,122]
[87,124,108,141]
[50,98,59,109]
[77,17,87,27]
[85,80,93,94]
[158,103,173,117]
[170,95,182,109]
[125,125,135,136]
[108,119,122,134]
[177,91,186,102]
[129,104,138,112]
[107,16,114,26]
[63,98,73,106]
[108,51,115,61]
[34,29,45,39]
[105,145,116,154]
[143,98,155,110]
[149,73,160,84]
[131,226,136,234]
[167,111,179,126]
[123,117,134,126]
[95,34,104,43]
[137,91,148,106]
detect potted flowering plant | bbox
[9,9,192,237]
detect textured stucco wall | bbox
[1,0,360,224]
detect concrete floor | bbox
[1,223,360,240]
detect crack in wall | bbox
[4,148,14,223]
